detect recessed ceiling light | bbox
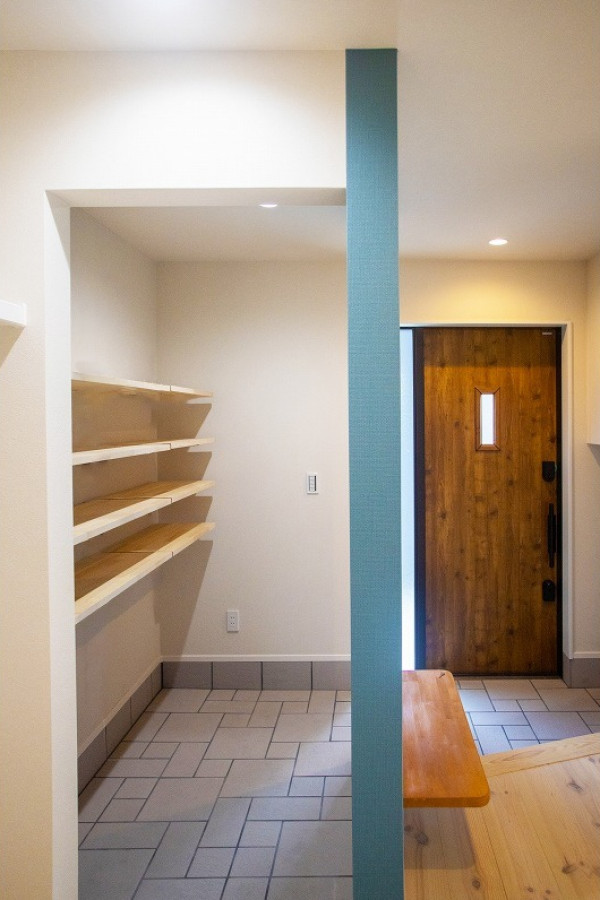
[260,203,278,209]
[489,238,508,246]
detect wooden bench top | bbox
[402,669,490,807]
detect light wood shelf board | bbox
[74,522,215,623]
[72,372,171,395]
[169,383,212,398]
[73,496,171,544]
[72,437,213,466]
[110,521,214,554]
[75,549,157,596]
[75,550,168,621]
[73,440,172,466]
[73,480,215,544]
[168,437,214,450]
[110,479,215,503]
[74,497,134,526]
[72,372,212,399]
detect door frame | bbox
[404,321,574,674]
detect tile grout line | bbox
[80,680,599,899]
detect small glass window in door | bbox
[475,388,500,450]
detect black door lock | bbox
[542,579,556,602]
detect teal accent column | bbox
[346,49,403,898]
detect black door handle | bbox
[547,503,557,568]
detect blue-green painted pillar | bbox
[346,49,404,898]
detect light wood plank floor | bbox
[404,734,600,899]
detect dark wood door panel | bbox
[419,327,559,675]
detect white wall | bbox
[0,50,345,899]
[71,210,164,751]
[0,52,345,193]
[584,253,600,662]
[586,252,600,443]
[154,257,600,667]
[71,233,351,748]
[156,260,350,660]
[0,45,598,899]
[399,258,600,659]
[399,259,587,326]
[71,209,158,381]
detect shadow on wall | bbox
[157,398,212,442]
[154,537,214,652]
[0,326,23,367]
[589,444,600,471]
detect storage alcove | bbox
[72,372,215,623]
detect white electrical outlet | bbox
[226,609,240,632]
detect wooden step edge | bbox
[482,733,600,778]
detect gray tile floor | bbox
[79,679,600,899]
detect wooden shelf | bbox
[74,479,215,544]
[72,372,212,399]
[74,522,215,623]
[71,371,215,622]
[72,437,214,466]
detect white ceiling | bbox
[2,1,599,261]
[0,1,398,53]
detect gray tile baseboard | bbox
[162,660,351,693]
[162,660,212,688]
[78,663,162,793]
[263,661,312,691]
[562,654,600,687]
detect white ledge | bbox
[0,300,27,328]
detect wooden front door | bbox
[415,327,561,675]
